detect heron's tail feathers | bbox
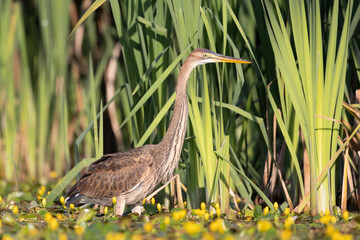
[65,183,83,207]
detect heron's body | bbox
[65,48,250,215]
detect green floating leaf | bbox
[37,209,48,218]
[227,209,238,221]
[103,222,123,233]
[254,205,263,218]
[84,222,125,238]
[244,208,254,218]
[170,208,183,213]
[20,213,38,220]
[7,191,33,202]
[143,204,158,216]
[83,222,106,240]
[353,215,360,224]
[2,212,19,227]
[29,200,39,208]
[76,208,97,224]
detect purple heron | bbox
[65,48,251,216]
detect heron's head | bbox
[186,48,251,67]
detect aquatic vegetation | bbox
[0,184,359,239]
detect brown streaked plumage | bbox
[65,48,251,216]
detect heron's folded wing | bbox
[76,146,154,199]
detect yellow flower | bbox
[257,219,272,233]
[194,209,206,217]
[151,197,155,205]
[2,234,14,240]
[44,212,53,222]
[74,225,84,235]
[164,216,170,225]
[49,171,58,178]
[106,232,125,240]
[202,232,215,240]
[59,233,68,240]
[331,231,343,240]
[210,211,214,219]
[320,215,333,225]
[172,209,186,221]
[184,222,202,235]
[56,213,66,220]
[201,202,206,210]
[325,209,330,216]
[143,222,153,232]
[12,205,19,214]
[49,218,59,230]
[215,202,220,210]
[284,216,294,229]
[157,203,161,213]
[218,219,226,233]
[216,208,221,217]
[263,206,269,216]
[343,210,349,221]
[209,220,219,232]
[325,224,335,236]
[0,195,2,204]
[143,198,146,205]
[70,204,74,210]
[38,186,46,196]
[42,198,46,207]
[104,206,109,215]
[284,207,290,216]
[274,202,279,212]
[47,191,51,195]
[204,213,210,221]
[60,196,65,205]
[223,234,235,240]
[179,209,187,218]
[131,234,142,240]
[340,234,354,240]
[331,216,336,224]
[246,216,252,222]
[280,229,292,240]
[209,219,226,233]
[112,197,117,205]
[184,201,187,208]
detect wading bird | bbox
[65,48,251,216]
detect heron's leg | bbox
[100,205,105,214]
[146,174,179,202]
[93,204,106,214]
[115,197,126,216]
[170,178,176,205]
[132,204,144,216]
[176,175,184,208]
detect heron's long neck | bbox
[157,61,195,164]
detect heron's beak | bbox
[211,53,251,64]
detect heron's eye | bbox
[202,53,208,58]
